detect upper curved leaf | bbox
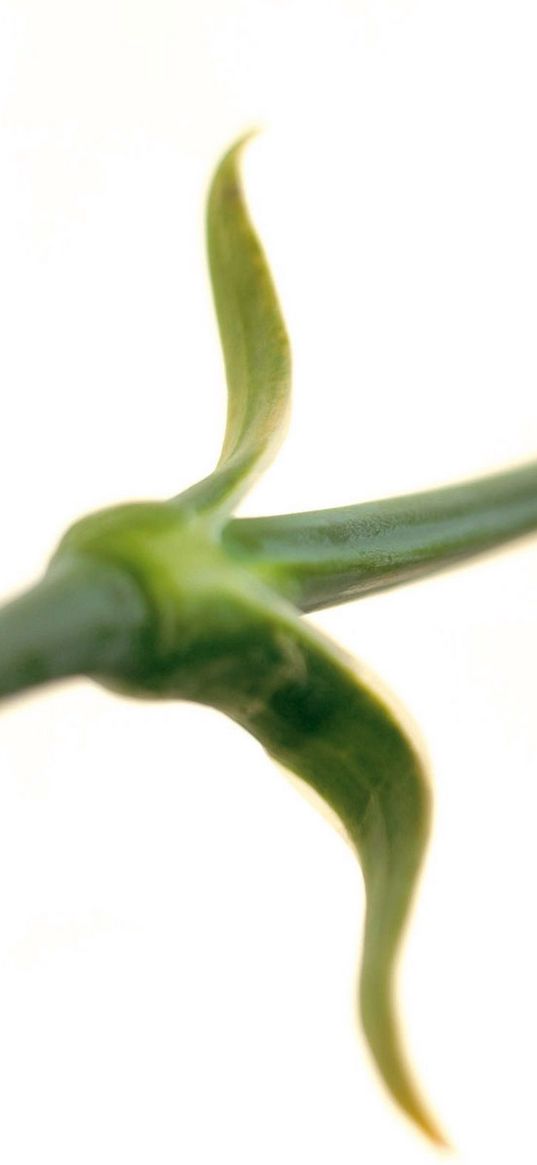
[177,135,291,518]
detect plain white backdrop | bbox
[1,1,537,1161]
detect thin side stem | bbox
[224,459,537,612]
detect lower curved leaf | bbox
[182,581,447,1144]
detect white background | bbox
[1,1,537,1161]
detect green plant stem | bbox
[225,458,537,611]
[0,557,150,702]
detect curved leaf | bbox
[177,135,291,518]
[181,579,447,1144]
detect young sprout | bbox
[2,135,537,1147]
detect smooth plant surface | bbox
[2,136,537,1147]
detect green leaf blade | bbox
[183,579,447,1144]
[225,457,537,611]
[257,626,445,1144]
[178,135,291,518]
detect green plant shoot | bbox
[2,136,537,1147]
